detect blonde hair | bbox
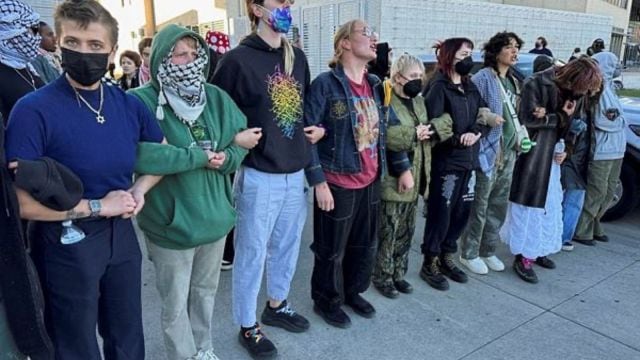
[390,53,425,85]
[246,0,295,76]
[328,19,362,69]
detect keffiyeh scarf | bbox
[0,0,41,69]
[156,39,208,125]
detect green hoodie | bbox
[131,24,248,250]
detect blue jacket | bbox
[592,52,626,161]
[304,64,410,186]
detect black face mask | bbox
[402,79,422,98]
[455,56,474,76]
[61,47,110,86]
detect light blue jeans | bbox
[232,167,307,327]
[562,189,586,244]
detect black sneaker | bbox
[513,255,538,284]
[394,279,413,294]
[535,256,556,269]
[374,283,399,299]
[260,300,309,333]
[238,323,277,359]
[439,253,468,283]
[594,234,609,242]
[345,294,376,318]
[573,238,596,246]
[420,256,449,291]
[313,303,351,329]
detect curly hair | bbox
[482,31,523,72]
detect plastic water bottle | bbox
[555,139,565,154]
[60,220,86,245]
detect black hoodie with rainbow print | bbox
[212,33,311,174]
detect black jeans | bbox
[311,180,380,310]
[29,218,144,360]
[421,169,475,257]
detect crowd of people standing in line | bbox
[0,0,627,359]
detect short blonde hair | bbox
[328,19,363,69]
[390,53,425,85]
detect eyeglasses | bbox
[353,27,374,38]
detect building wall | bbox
[227,0,612,78]
[23,0,61,26]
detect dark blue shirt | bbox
[5,76,163,199]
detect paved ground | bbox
[621,70,640,89]
[138,202,640,360]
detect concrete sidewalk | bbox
[139,204,640,360]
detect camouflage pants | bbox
[372,200,417,286]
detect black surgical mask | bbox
[61,47,110,86]
[402,79,422,98]
[454,56,474,76]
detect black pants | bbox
[311,181,380,310]
[421,169,474,257]
[29,218,144,360]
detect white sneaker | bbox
[481,256,505,272]
[459,256,489,274]
[194,349,220,360]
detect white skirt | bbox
[501,161,563,259]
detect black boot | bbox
[439,253,469,283]
[420,255,449,291]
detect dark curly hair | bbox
[482,31,524,72]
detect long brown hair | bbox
[245,0,295,76]
[555,57,602,97]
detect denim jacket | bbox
[304,64,410,186]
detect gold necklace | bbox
[73,84,106,124]
[14,68,36,90]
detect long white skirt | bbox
[501,161,563,259]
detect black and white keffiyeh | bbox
[155,39,208,125]
[0,0,41,69]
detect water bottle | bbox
[60,220,86,245]
[555,139,565,154]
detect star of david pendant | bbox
[96,115,106,124]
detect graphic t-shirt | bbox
[500,76,517,151]
[325,77,379,189]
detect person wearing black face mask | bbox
[372,53,454,299]
[420,37,494,292]
[4,1,166,359]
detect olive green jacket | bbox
[382,92,453,203]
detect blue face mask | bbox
[262,5,292,34]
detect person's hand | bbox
[494,115,505,126]
[304,125,325,144]
[397,170,415,193]
[416,124,434,141]
[100,190,136,218]
[532,107,546,119]
[314,182,334,212]
[207,151,226,169]
[122,187,146,218]
[562,100,577,117]
[8,161,17,174]
[460,132,481,147]
[234,128,262,149]
[554,151,567,165]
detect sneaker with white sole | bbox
[562,242,574,251]
[481,256,505,272]
[459,256,488,275]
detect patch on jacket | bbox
[330,100,349,119]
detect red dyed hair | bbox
[434,37,474,79]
